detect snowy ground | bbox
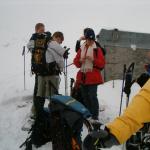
[0,30,141,149]
[0,70,141,150]
[0,0,148,149]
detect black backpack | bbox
[95,41,106,56]
[50,101,83,150]
[31,32,52,75]
[20,110,51,150]
[20,97,87,150]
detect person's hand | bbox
[82,129,119,150]
[79,36,86,41]
[63,49,70,59]
[136,73,150,87]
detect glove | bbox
[45,31,51,37]
[63,48,70,59]
[124,73,133,96]
[45,31,52,40]
[83,128,119,150]
[136,73,150,87]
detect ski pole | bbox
[64,58,69,96]
[22,46,26,90]
[65,58,68,95]
[119,64,126,116]
[70,78,75,95]
[125,62,135,107]
[64,47,70,96]
[67,63,73,67]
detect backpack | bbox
[50,95,91,150]
[95,41,106,56]
[20,109,51,150]
[50,103,83,150]
[31,32,52,75]
[20,95,92,150]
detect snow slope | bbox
[0,0,148,149]
[0,76,141,150]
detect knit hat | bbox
[84,28,95,40]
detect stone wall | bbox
[104,46,150,81]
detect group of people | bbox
[27,23,68,118]
[27,23,105,122]
[27,23,150,149]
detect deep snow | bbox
[0,73,141,150]
[0,0,148,149]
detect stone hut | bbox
[97,29,150,81]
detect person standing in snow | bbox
[27,23,51,118]
[73,28,106,106]
[36,31,69,115]
[74,28,105,121]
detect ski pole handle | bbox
[70,78,75,88]
[22,46,25,56]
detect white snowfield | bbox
[0,67,141,150]
[0,0,148,149]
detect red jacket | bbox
[74,47,105,85]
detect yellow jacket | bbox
[107,79,150,144]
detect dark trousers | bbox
[33,75,45,117]
[81,84,99,120]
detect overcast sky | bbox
[0,0,150,83]
[0,0,150,48]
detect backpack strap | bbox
[94,48,98,58]
[95,41,106,56]
[93,48,104,71]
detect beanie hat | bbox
[84,28,95,40]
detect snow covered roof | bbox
[97,29,150,50]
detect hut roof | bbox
[97,29,150,50]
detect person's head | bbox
[35,23,45,34]
[52,32,64,44]
[83,28,91,36]
[84,28,95,46]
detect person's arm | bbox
[107,79,150,144]
[27,40,34,52]
[93,48,105,69]
[27,33,36,52]
[75,36,86,52]
[75,40,81,52]
[73,49,82,68]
